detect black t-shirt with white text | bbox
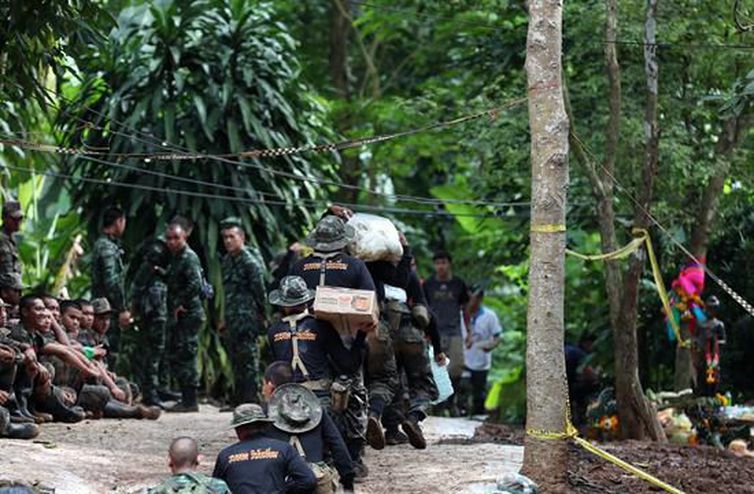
[423,275,469,337]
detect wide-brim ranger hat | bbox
[268,383,323,434]
[268,275,315,308]
[230,403,274,429]
[304,215,355,252]
[91,297,113,315]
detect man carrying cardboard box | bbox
[267,276,368,397]
[288,214,377,479]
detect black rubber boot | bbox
[167,387,198,413]
[6,394,35,423]
[142,389,166,409]
[5,421,40,439]
[103,400,141,419]
[158,388,182,401]
[0,406,38,439]
[38,389,85,423]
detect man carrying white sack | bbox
[288,213,376,480]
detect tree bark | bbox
[329,0,360,203]
[522,1,570,490]
[613,0,666,441]
[329,0,350,100]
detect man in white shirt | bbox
[464,286,502,415]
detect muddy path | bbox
[0,406,522,493]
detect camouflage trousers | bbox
[109,314,122,369]
[365,319,399,415]
[325,372,368,463]
[222,318,260,404]
[131,317,167,396]
[382,314,438,428]
[115,319,140,380]
[166,316,204,389]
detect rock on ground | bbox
[0,406,522,493]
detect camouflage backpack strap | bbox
[282,311,313,379]
[313,251,341,287]
[289,434,307,458]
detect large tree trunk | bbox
[613,0,666,441]
[522,1,570,491]
[673,114,753,389]
[329,0,360,203]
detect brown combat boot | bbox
[401,418,427,449]
[366,414,386,450]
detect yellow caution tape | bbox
[565,235,646,261]
[530,223,567,233]
[566,228,688,347]
[572,435,685,494]
[524,229,688,493]
[527,392,685,494]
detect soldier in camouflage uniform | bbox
[0,296,40,439]
[0,200,23,280]
[165,220,206,413]
[148,437,230,494]
[218,217,266,406]
[90,206,131,370]
[130,240,170,408]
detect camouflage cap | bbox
[2,200,23,219]
[0,273,24,290]
[220,216,244,231]
[91,297,112,315]
[268,276,315,307]
[304,215,355,252]
[230,403,274,429]
[268,383,323,434]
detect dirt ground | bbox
[0,406,523,494]
[478,422,754,493]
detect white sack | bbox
[347,213,404,262]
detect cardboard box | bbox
[313,286,379,335]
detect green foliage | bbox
[4,177,89,295]
[0,0,752,409]
[57,0,335,391]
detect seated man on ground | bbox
[77,299,96,333]
[213,403,316,494]
[5,297,85,424]
[17,297,100,383]
[78,298,133,402]
[0,297,39,439]
[262,361,355,493]
[42,294,72,346]
[148,436,229,493]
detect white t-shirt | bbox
[464,306,503,371]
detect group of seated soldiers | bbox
[0,273,159,440]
